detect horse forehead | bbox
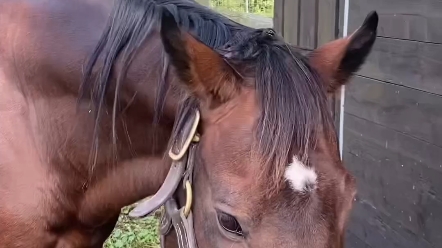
[284,156,318,193]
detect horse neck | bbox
[78,46,183,224]
[99,35,181,159]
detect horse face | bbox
[161,10,378,248]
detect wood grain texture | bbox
[281,0,339,48]
[273,0,284,36]
[345,76,442,147]
[347,0,442,43]
[358,37,442,95]
[283,0,299,45]
[344,114,442,248]
[317,0,337,46]
[299,0,317,49]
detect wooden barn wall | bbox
[273,0,339,49]
[342,0,442,247]
[273,0,340,120]
[276,0,442,247]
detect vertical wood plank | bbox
[337,0,345,38]
[273,0,285,36]
[299,0,318,49]
[282,0,299,45]
[317,0,338,46]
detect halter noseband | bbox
[129,110,201,248]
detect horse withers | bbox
[0,0,378,247]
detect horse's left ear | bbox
[160,9,240,106]
[308,11,378,94]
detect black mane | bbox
[81,0,335,193]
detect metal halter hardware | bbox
[129,110,200,248]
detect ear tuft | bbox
[361,11,379,34]
[339,11,378,81]
[307,11,378,95]
[159,8,240,105]
[160,9,192,84]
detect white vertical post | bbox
[245,0,249,13]
[339,0,350,159]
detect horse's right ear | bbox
[308,11,378,95]
[160,9,240,106]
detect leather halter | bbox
[129,110,201,248]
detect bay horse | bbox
[0,0,378,247]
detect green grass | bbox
[104,205,161,248]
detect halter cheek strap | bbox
[129,110,200,248]
[159,143,198,248]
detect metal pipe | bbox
[339,0,350,159]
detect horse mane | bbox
[80,0,335,194]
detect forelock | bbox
[217,29,335,197]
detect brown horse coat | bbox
[0,0,378,247]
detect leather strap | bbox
[129,157,187,218]
[129,110,199,218]
[129,110,200,248]
[159,143,197,248]
[162,199,197,248]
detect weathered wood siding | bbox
[341,1,442,247]
[273,0,338,48]
[276,0,442,247]
[273,0,339,119]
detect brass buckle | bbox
[168,110,200,161]
[183,180,193,218]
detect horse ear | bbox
[308,11,378,94]
[160,9,239,105]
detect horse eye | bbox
[217,212,243,236]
